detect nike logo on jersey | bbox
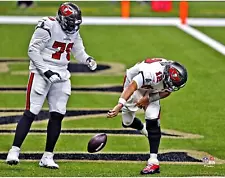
[63,36,71,41]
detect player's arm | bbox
[135,89,171,108]
[149,91,171,102]
[71,32,97,70]
[28,21,61,83]
[28,27,50,74]
[107,73,143,118]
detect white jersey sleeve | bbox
[132,73,144,89]
[132,71,154,89]
[71,32,90,64]
[28,18,52,73]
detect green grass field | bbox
[0,24,225,176]
[0,1,225,177]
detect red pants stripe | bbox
[26,73,34,110]
[122,75,127,89]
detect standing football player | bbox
[107,58,187,174]
[6,2,97,169]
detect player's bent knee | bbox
[122,112,134,127]
[146,119,161,138]
[30,104,42,115]
[122,121,131,128]
[122,118,135,128]
[50,112,64,121]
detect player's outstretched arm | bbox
[107,80,138,118]
[71,33,97,70]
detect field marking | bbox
[0,150,224,164]
[0,84,122,88]
[0,113,108,128]
[0,90,120,95]
[0,63,8,73]
[0,16,181,25]
[0,132,190,138]
[0,60,125,76]
[0,152,202,163]
[177,24,225,56]
[1,16,225,27]
[0,110,205,139]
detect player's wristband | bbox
[44,70,54,79]
[149,93,160,102]
[44,70,61,79]
[118,98,126,106]
[86,57,93,63]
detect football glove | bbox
[44,70,61,83]
[86,57,97,71]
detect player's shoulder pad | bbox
[36,17,55,37]
[73,30,82,39]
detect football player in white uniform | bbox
[6,2,97,169]
[107,58,187,174]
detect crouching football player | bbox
[107,58,187,174]
[6,2,97,169]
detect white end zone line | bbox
[0,16,225,56]
[1,16,225,26]
[0,16,180,25]
[176,24,225,56]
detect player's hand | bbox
[44,70,61,83]
[86,57,97,71]
[135,96,149,109]
[107,104,123,118]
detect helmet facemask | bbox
[163,62,187,92]
[56,3,82,34]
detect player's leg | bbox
[121,76,143,130]
[140,100,161,174]
[6,73,50,165]
[39,79,71,169]
[121,107,147,137]
[121,87,148,137]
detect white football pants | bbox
[122,89,160,126]
[25,72,71,115]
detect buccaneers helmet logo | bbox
[60,5,73,16]
[169,67,181,82]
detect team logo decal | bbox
[60,5,73,16]
[169,67,181,82]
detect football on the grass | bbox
[87,133,107,153]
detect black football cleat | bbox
[6,160,19,165]
[140,164,160,175]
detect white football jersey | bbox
[125,58,169,94]
[28,16,90,80]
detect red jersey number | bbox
[52,41,74,61]
[144,58,163,82]
[156,71,163,82]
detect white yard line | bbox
[1,16,225,26]
[0,16,180,25]
[176,24,225,56]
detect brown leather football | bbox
[87,133,107,153]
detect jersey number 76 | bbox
[52,41,74,61]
